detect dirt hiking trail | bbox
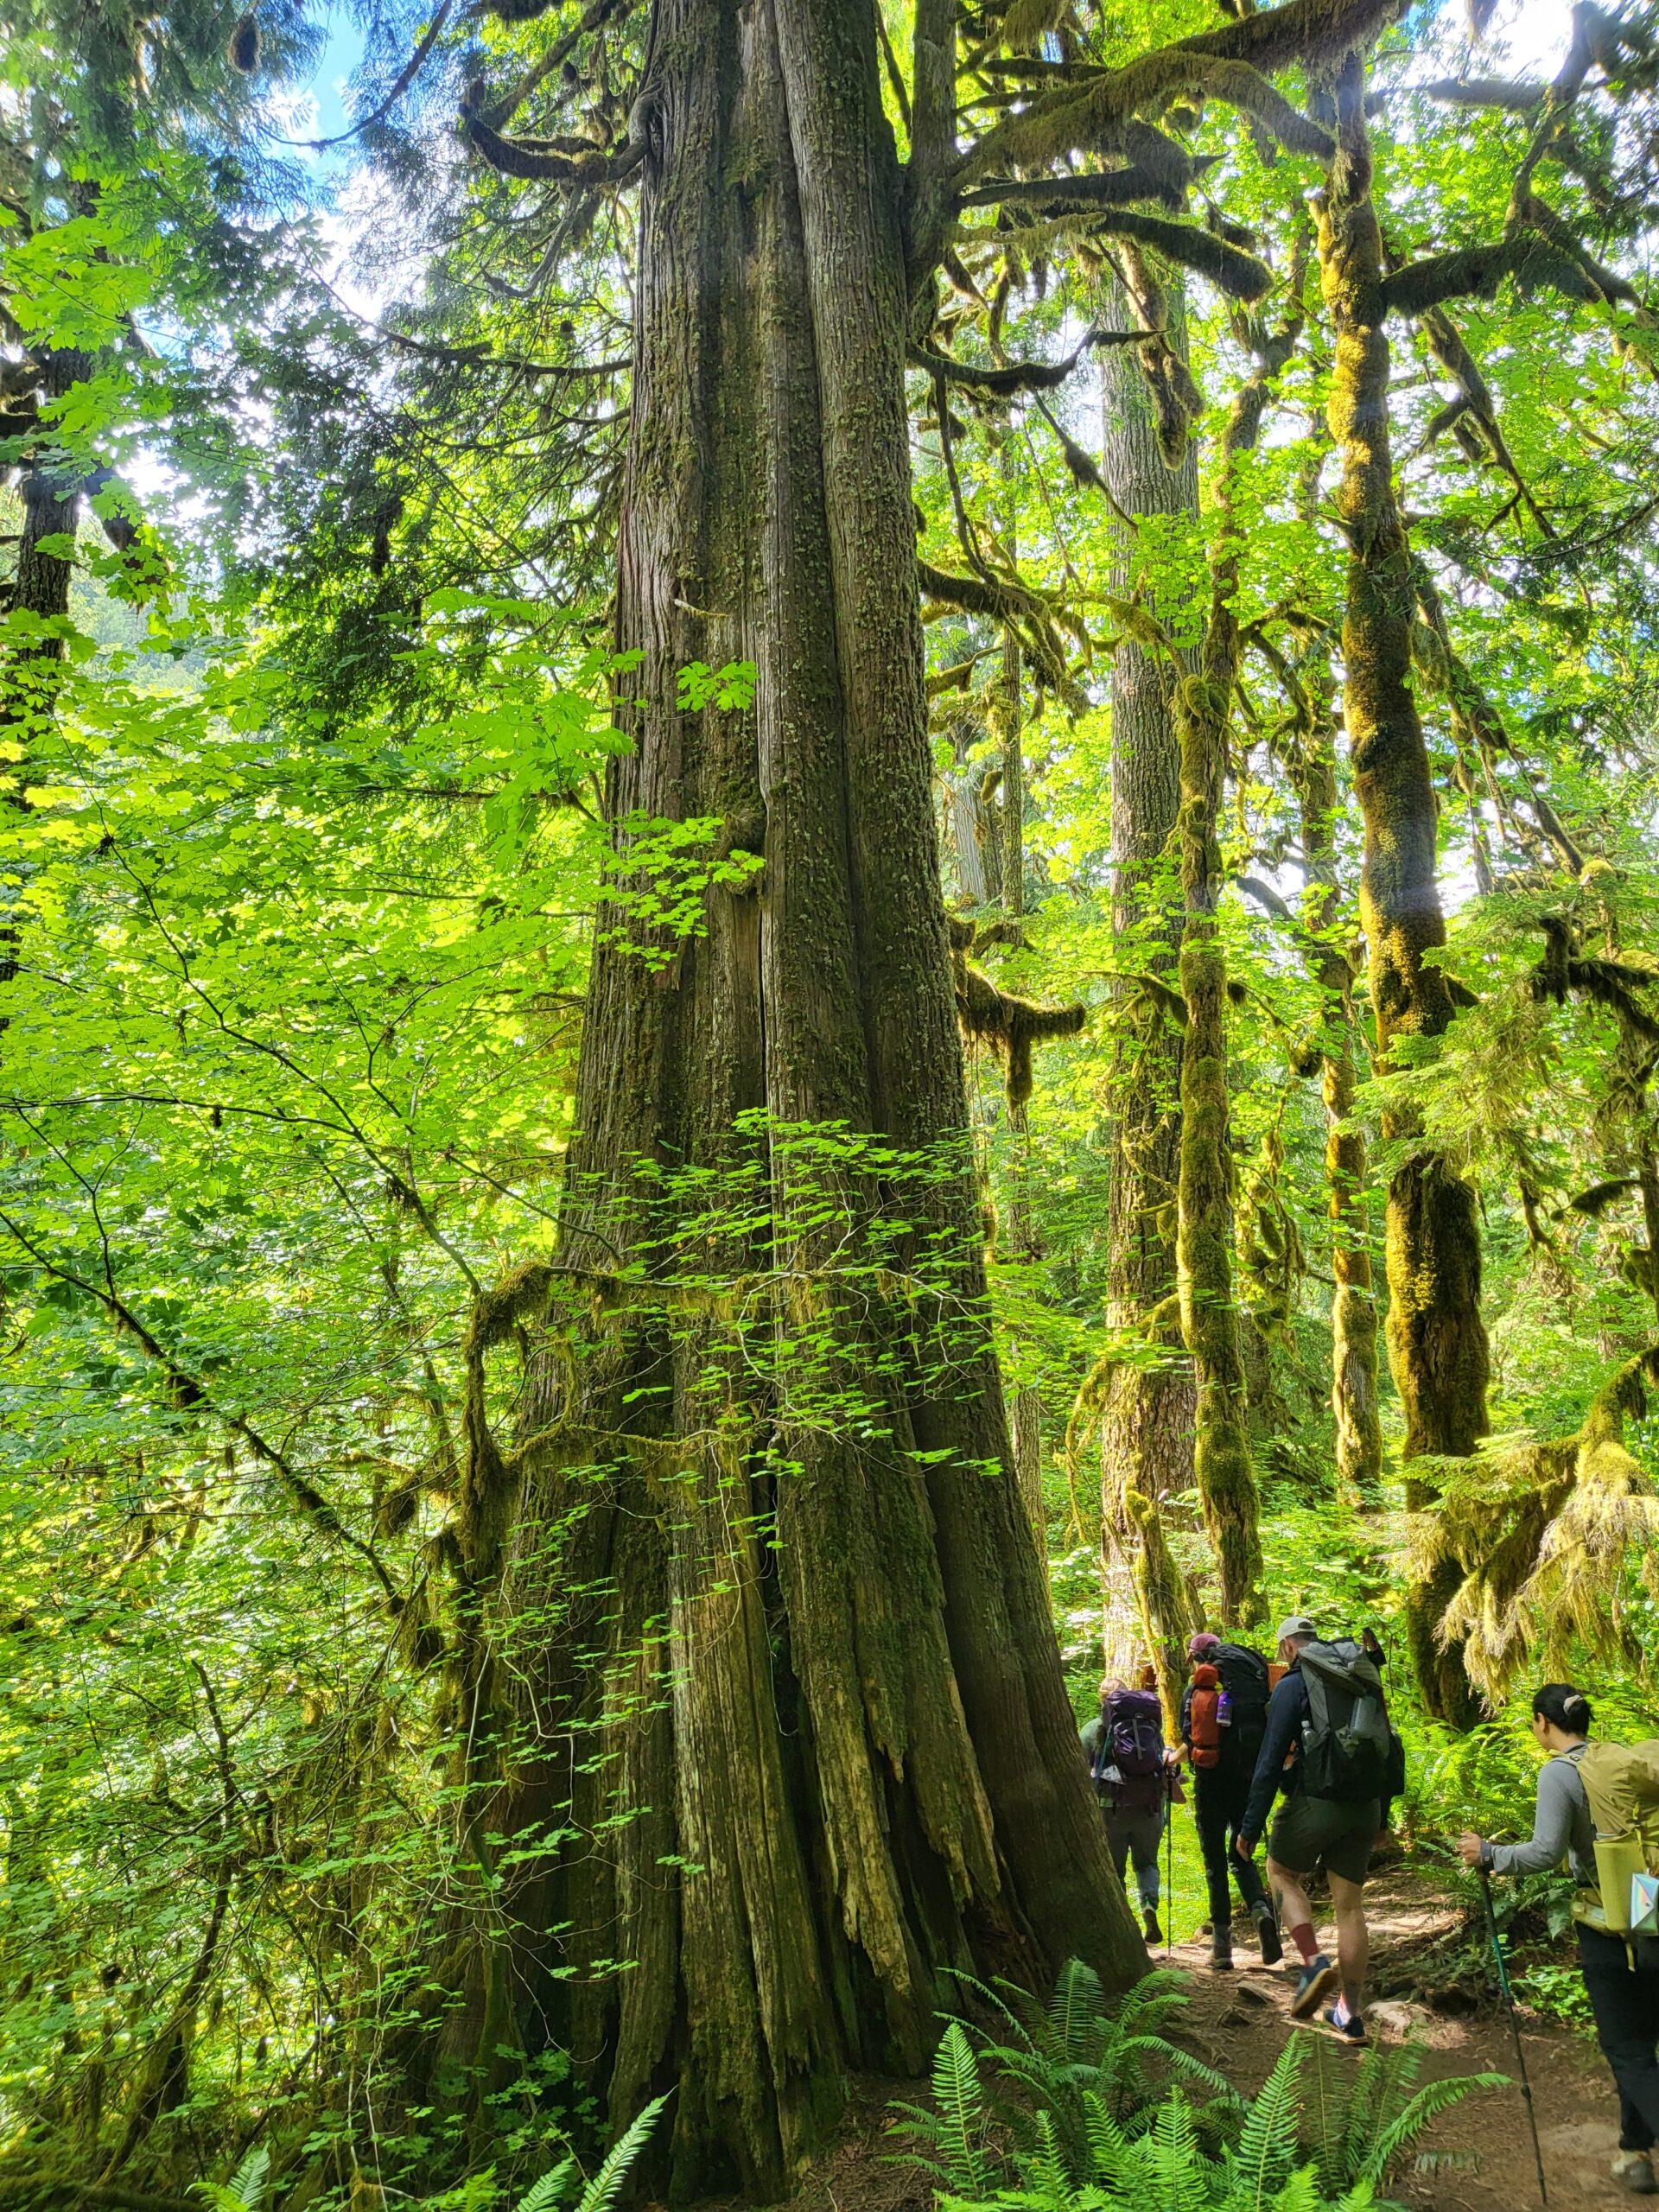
[1158,1862,1619,2212]
[714,1864,1630,2212]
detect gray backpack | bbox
[1298,1639,1390,1802]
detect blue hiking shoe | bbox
[1288,1954,1339,2018]
[1323,1999,1368,2044]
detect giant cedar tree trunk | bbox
[1096,289,1198,1694]
[433,4,1145,2196]
[1315,53,1489,1721]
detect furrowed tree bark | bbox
[1096,278,1198,1698]
[1314,52,1489,1721]
[428,3,1145,2194]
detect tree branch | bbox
[0,1207,398,1600]
[1382,231,1610,315]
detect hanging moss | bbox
[950,934,1086,1107]
[1414,1345,1659,1696]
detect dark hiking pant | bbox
[1193,1769,1268,1931]
[1580,1926,1659,2151]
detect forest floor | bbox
[728,1862,1624,2212]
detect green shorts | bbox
[1268,1791,1379,1886]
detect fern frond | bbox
[1113,1969,1192,2036]
[1306,2033,1351,2198]
[1266,2164,1323,2212]
[571,2094,668,2212]
[197,2186,247,2212]
[1049,1959,1106,2067]
[1159,2042,1245,2103]
[1232,2040,1306,2212]
[940,1967,1037,2051]
[1144,2091,1208,2212]
[1340,2039,1416,2181]
[227,2148,270,2212]
[1021,2107,1076,2199]
[1082,2089,1142,2192]
[511,2158,575,2212]
[1359,2072,1506,2185]
[932,2021,994,2195]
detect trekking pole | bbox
[1478,1866,1548,2207]
[1165,1770,1174,1958]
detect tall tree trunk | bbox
[1170,275,1302,1629]
[427,4,1145,2193]
[2,346,86,997]
[1292,676,1383,1507]
[1314,53,1490,1722]
[1096,281,1198,1701]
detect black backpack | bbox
[1213,1643,1270,1774]
[1298,1639,1391,1802]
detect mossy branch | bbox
[1407,74,1549,111]
[1382,231,1618,316]
[459,104,644,185]
[958,157,1210,214]
[1092,211,1274,300]
[908,342,1084,396]
[952,956,1086,1107]
[1528,914,1659,1045]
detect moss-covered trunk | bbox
[1314,54,1489,1720]
[2,347,85,997]
[1096,285,1198,1693]
[417,3,1146,2194]
[1169,279,1302,1629]
[1292,683,1383,1507]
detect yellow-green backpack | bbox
[1571,1740,1659,1936]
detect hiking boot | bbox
[1210,1931,1233,1972]
[1612,2152,1657,2195]
[1323,2000,1368,2045]
[1288,1954,1339,2018]
[1255,1904,1283,1967]
[1142,1906,1163,1946]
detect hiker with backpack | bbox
[1081,1672,1168,1946]
[1457,1684,1659,2195]
[1168,1631,1283,1972]
[1236,1615,1394,2043]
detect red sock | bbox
[1288,1922,1319,1964]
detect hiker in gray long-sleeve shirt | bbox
[1474,1747,1596,1885]
[1459,1683,1659,2196]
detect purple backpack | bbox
[1093,1689,1164,1783]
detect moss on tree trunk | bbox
[1313,53,1489,1722]
[1168,270,1304,1628]
[1290,676,1383,1508]
[1096,277,1198,1693]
